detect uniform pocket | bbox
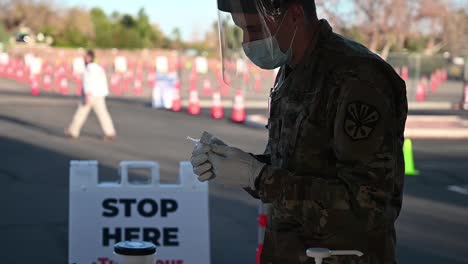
[281,112,306,166]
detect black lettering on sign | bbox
[125,227,140,241]
[161,199,178,217]
[164,228,179,246]
[102,198,178,217]
[102,199,118,217]
[138,198,158,217]
[143,228,161,246]
[102,227,121,246]
[120,199,137,217]
[102,227,180,247]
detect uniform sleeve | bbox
[256,69,398,230]
[253,140,272,165]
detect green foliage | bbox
[405,36,429,53]
[55,28,89,47]
[44,7,171,49]
[0,23,9,43]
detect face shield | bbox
[217,0,292,86]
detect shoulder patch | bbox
[344,101,380,140]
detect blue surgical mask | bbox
[242,13,297,70]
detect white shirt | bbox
[83,62,109,97]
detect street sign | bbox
[69,161,210,264]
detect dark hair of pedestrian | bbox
[86,50,95,62]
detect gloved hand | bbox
[208,144,266,189]
[191,144,215,181]
[190,132,228,182]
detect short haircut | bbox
[86,50,95,61]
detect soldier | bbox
[191,0,408,263]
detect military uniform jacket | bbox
[250,20,408,264]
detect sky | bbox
[61,0,219,41]
[60,0,467,41]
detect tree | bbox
[90,7,113,48]
[171,27,182,49]
[0,23,9,44]
[321,0,464,58]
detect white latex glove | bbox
[191,144,215,181]
[208,145,266,189]
[190,132,227,182]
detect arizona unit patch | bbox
[344,101,380,140]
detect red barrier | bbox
[256,203,268,264]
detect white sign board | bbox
[29,57,43,75]
[0,53,9,65]
[69,161,210,264]
[114,56,128,73]
[236,59,247,75]
[24,53,35,68]
[195,57,208,74]
[73,57,86,75]
[156,56,169,74]
[152,72,177,109]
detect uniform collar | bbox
[295,19,333,70]
[271,19,334,99]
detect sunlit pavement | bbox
[0,80,467,263]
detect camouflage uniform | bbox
[247,20,408,264]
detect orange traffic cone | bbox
[172,88,182,112]
[416,79,426,102]
[210,90,224,119]
[147,71,156,88]
[430,73,438,93]
[254,74,261,93]
[43,74,52,91]
[401,66,409,81]
[461,82,468,110]
[30,75,40,96]
[59,78,68,95]
[232,89,246,123]
[110,74,121,96]
[202,79,212,96]
[187,90,201,115]
[133,77,143,96]
[189,67,198,91]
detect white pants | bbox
[68,97,116,137]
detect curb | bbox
[246,115,468,139]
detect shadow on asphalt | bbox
[398,244,468,264]
[0,113,102,140]
[0,135,258,264]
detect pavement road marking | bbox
[447,185,468,195]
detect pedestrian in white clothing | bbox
[66,50,116,141]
